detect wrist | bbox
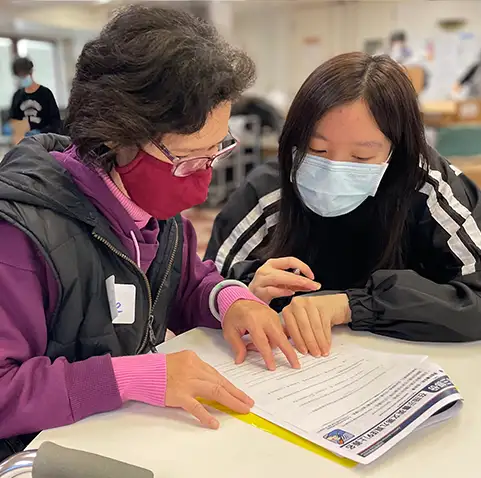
[209,280,266,324]
[342,293,352,324]
[218,287,266,324]
[112,354,167,407]
[209,280,249,322]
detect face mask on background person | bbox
[19,76,33,89]
[295,152,391,218]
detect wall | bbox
[233,3,292,96]
[233,0,481,101]
[16,4,109,32]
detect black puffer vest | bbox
[0,135,183,460]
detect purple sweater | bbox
[0,149,228,439]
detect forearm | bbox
[460,64,479,85]
[0,355,121,439]
[170,218,266,334]
[169,217,225,334]
[346,269,481,342]
[169,254,222,334]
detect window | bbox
[0,38,15,109]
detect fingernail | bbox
[301,348,308,355]
[322,351,329,357]
[210,419,219,429]
[313,351,321,358]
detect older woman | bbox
[0,5,298,460]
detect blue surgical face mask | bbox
[295,153,390,218]
[19,76,33,89]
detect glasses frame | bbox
[152,130,239,178]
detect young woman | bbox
[206,52,481,357]
[0,6,299,460]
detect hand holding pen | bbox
[248,257,321,304]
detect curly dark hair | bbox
[65,4,256,166]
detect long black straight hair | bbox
[264,52,430,270]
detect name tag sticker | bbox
[106,275,136,324]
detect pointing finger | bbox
[266,325,300,369]
[249,327,277,371]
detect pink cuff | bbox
[111,354,167,407]
[218,286,266,324]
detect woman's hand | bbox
[282,294,352,357]
[249,257,321,303]
[165,350,254,429]
[222,300,300,371]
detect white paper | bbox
[194,341,462,465]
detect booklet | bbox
[159,331,463,465]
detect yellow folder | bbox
[202,400,356,468]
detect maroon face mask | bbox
[116,150,212,219]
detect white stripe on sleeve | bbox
[429,170,481,254]
[420,168,481,275]
[215,189,281,272]
[228,211,280,269]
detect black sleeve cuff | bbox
[346,274,398,331]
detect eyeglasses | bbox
[153,131,239,178]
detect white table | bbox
[31,328,480,478]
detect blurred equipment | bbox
[0,441,154,478]
[436,124,481,158]
[451,157,481,189]
[422,99,481,128]
[231,96,284,135]
[207,115,262,207]
[431,98,481,189]
[405,65,426,95]
[456,99,481,123]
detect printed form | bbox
[198,341,462,464]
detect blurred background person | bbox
[386,30,430,94]
[9,57,61,144]
[452,49,481,98]
[388,31,414,64]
